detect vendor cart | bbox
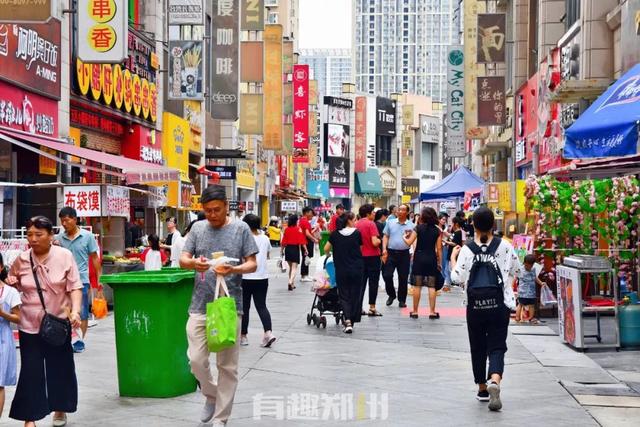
[557,255,620,351]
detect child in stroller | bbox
[306,254,343,328]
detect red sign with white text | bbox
[0,80,58,136]
[292,64,309,163]
[354,96,367,173]
[63,186,102,217]
[537,48,566,174]
[121,123,163,165]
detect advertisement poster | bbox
[512,234,533,263]
[557,266,581,347]
[211,0,239,120]
[325,124,350,158]
[329,157,349,188]
[168,40,204,100]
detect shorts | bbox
[518,297,536,306]
[80,283,91,321]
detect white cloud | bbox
[299,0,352,49]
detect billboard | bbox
[168,40,204,100]
[325,124,350,158]
[376,97,396,136]
[211,0,239,120]
[292,64,309,155]
[77,0,128,63]
[329,157,349,188]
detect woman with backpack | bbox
[450,207,522,412]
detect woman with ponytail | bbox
[323,212,364,334]
[450,207,522,412]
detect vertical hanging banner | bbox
[77,0,128,63]
[354,96,367,173]
[239,94,263,134]
[463,0,488,139]
[241,0,264,30]
[211,0,239,120]
[477,14,506,63]
[263,25,283,150]
[292,64,309,163]
[446,45,466,157]
[477,76,506,126]
[168,40,204,100]
[401,130,414,177]
[282,41,294,74]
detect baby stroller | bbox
[306,255,343,328]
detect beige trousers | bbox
[186,313,241,423]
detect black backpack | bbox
[466,238,504,291]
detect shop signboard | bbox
[380,168,397,192]
[0,19,61,99]
[292,64,309,156]
[161,112,190,182]
[168,0,204,25]
[354,96,367,173]
[104,186,130,218]
[621,0,640,73]
[476,14,506,63]
[420,115,440,144]
[70,104,125,137]
[211,0,239,120]
[239,94,263,135]
[463,0,489,140]
[63,185,102,217]
[281,200,297,212]
[401,178,420,201]
[375,97,396,136]
[446,45,466,157]
[0,80,57,136]
[39,147,57,175]
[262,25,282,150]
[0,0,51,22]
[240,41,263,82]
[241,0,263,31]
[477,76,506,126]
[306,179,329,199]
[401,130,414,177]
[77,0,128,63]
[328,157,349,188]
[184,100,203,152]
[168,40,204,100]
[207,165,237,180]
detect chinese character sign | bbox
[477,76,506,126]
[241,0,263,30]
[105,186,130,218]
[63,186,102,217]
[292,65,309,154]
[329,157,349,188]
[211,0,239,120]
[168,0,204,25]
[262,25,283,150]
[77,0,128,63]
[169,40,204,100]
[354,97,367,173]
[446,46,466,157]
[477,14,506,63]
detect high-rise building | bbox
[299,49,352,97]
[353,0,457,101]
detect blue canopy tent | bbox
[564,63,640,159]
[419,165,485,201]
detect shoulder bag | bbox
[30,254,71,346]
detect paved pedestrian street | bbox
[4,254,639,426]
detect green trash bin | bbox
[319,230,331,256]
[100,270,197,398]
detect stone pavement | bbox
[2,250,637,426]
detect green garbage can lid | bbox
[101,269,195,285]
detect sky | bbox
[298,0,352,49]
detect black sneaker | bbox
[476,390,490,402]
[398,302,407,308]
[386,297,395,306]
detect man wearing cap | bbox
[161,216,182,267]
[180,185,258,426]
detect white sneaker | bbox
[200,400,216,423]
[300,276,313,282]
[261,333,276,348]
[240,336,249,346]
[487,381,502,411]
[212,421,226,426]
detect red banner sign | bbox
[354,96,367,173]
[0,80,58,136]
[292,64,309,163]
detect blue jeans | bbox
[442,247,451,285]
[80,283,90,321]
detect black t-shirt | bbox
[448,229,463,261]
[415,224,440,252]
[166,232,174,246]
[329,229,364,272]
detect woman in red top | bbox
[281,214,308,290]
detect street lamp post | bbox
[341,82,356,207]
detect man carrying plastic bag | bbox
[180,185,258,426]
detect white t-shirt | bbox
[171,233,185,267]
[450,238,523,310]
[243,233,271,280]
[0,284,21,310]
[144,250,163,271]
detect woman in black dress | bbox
[324,212,364,334]
[404,207,442,319]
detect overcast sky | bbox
[298,0,352,49]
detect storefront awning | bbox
[548,78,613,104]
[564,64,640,159]
[0,129,180,184]
[355,168,383,195]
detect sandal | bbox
[428,313,440,319]
[409,312,419,319]
[368,309,383,317]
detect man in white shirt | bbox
[162,217,183,267]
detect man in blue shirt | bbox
[382,204,415,307]
[56,207,101,353]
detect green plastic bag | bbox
[206,276,237,353]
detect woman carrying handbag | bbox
[6,216,83,427]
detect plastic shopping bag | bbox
[91,290,108,319]
[206,275,238,352]
[540,285,557,307]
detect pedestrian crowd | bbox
[0,185,549,425]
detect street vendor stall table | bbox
[557,255,620,351]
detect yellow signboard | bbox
[464,0,489,140]
[516,179,527,214]
[162,112,191,182]
[263,25,283,150]
[39,147,57,176]
[497,182,512,212]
